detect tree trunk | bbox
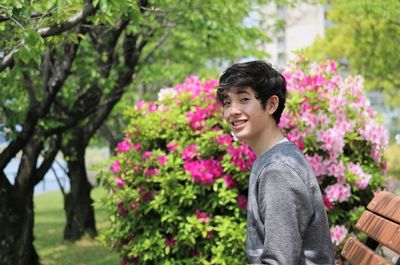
[62,129,96,241]
[0,178,39,265]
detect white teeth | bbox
[232,120,247,126]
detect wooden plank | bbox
[367,191,400,223]
[356,210,400,254]
[341,237,391,265]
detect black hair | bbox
[217,60,287,124]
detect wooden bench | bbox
[341,191,400,265]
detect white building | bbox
[260,3,327,68]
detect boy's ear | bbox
[267,95,279,114]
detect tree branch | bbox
[34,135,61,186]
[0,40,80,171]
[37,2,97,37]
[22,71,38,106]
[0,1,97,72]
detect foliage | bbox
[301,0,400,106]
[99,58,389,264]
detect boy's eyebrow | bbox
[235,89,251,95]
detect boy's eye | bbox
[223,101,231,107]
[240,98,250,103]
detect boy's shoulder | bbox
[252,142,313,185]
[253,142,305,171]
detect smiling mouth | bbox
[231,120,247,127]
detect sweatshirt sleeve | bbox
[256,161,314,265]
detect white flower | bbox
[157,87,177,101]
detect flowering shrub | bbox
[99,59,388,264]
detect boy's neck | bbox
[248,126,285,157]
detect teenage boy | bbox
[217,61,334,265]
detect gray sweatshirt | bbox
[246,141,335,265]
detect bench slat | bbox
[356,210,400,254]
[341,237,391,265]
[367,191,400,223]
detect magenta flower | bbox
[111,160,121,174]
[167,141,179,153]
[223,174,237,189]
[182,145,201,160]
[147,102,157,112]
[115,177,125,189]
[227,145,256,171]
[117,202,127,217]
[145,168,159,177]
[183,159,223,185]
[322,195,334,211]
[157,155,167,166]
[237,195,248,212]
[164,236,176,248]
[130,202,138,210]
[217,134,232,146]
[141,151,153,160]
[136,100,145,111]
[117,140,131,153]
[195,210,211,224]
[133,143,141,152]
[186,106,208,130]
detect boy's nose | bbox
[229,102,242,115]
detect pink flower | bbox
[147,102,157,112]
[182,145,201,160]
[117,141,131,153]
[111,160,121,174]
[330,225,348,246]
[325,183,351,203]
[317,128,345,158]
[115,177,125,189]
[217,134,232,146]
[223,174,237,189]
[133,143,141,152]
[167,141,179,153]
[164,236,176,248]
[145,168,159,177]
[348,163,371,190]
[195,210,211,224]
[237,195,248,212]
[136,100,145,111]
[130,202,138,210]
[306,154,327,177]
[157,155,167,166]
[358,119,388,148]
[141,151,153,160]
[370,147,382,163]
[327,161,345,183]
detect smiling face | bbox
[222,87,278,145]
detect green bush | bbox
[99,59,389,264]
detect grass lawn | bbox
[34,188,119,265]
